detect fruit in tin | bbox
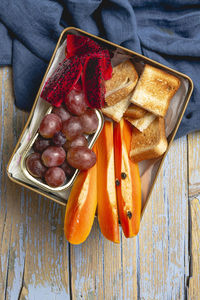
[62,116,83,140]
[80,109,99,134]
[39,113,62,138]
[45,167,66,187]
[67,146,96,170]
[42,146,66,167]
[26,153,47,178]
[65,89,87,116]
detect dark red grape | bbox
[26,153,47,178]
[41,146,66,167]
[39,113,62,138]
[45,167,66,187]
[63,135,88,151]
[60,161,75,178]
[62,116,83,140]
[52,132,66,146]
[33,136,51,153]
[64,89,87,116]
[52,106,71,122]
[67,146,96,170]
[80,109,99,134]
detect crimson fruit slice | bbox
[41,57,82,107]
[66,34,101,58]
[82,55,106,109]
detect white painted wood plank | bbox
[70,220,104,300]
[1,65,197,300]
[137,137,189,300]
[188,132,200,197]
[18,193,70,300]
[121,235,138,299]
[188,197,200,300]
[0,67,27,300]
[0,67,71,300]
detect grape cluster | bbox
[26,89,99,188]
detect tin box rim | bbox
[6,27,194,211]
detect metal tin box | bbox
[7,27,193,212]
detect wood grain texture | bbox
[70,137,189,300]
[137,137,189,300]
[188,197,200,300]
[0,66,200,300]
[188,131,200,197]
[0,67,70,300]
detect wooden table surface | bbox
[0,67,200,300]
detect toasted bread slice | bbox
[126,112,156,132]
[124,104,146,119]
[130,64,180,117]
[105,60,138,106]
[101,95,131,122]
[130,117,168,162]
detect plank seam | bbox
[102,238,105,300]
[186,134,192,300]
[136,236,140,300]
[3,223,12,300]
[68,244,73,300]
[17,253,26,300]
[120,229,123,300]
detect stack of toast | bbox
[102,60,180,163]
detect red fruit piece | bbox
[42,146,66,167]
[45,167,66,187]
[39,113,62,139]
[79,50,112,81]
[60,161,75,178]
[67,146,96,170]
[73,79,82,91]
[52,106,71,122]
[66,34,101,58]
[80,109,99,134]
[41,57,82,107]
[82,55,106,109]
[62,116,83,140]
[100,49,113,80]
[65,89,87,116]
[26,153,47,178]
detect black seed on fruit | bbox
[127,211,132,219]
[115,179,120,186]
[121,172,127,179]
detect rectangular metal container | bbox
[7,27,193,212]
[20,107,103,193]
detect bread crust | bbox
[101,95,131,122]
[124,104,146,119]
[105,60,138,106]
[130,64,180,117]
[130,117,168,162]
[125,112,156,132]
